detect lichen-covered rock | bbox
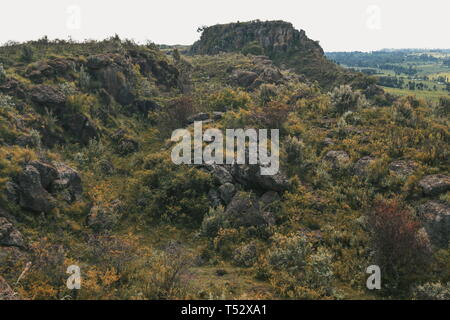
[389,160,419,177]
[417,201,450,247]
[17,165,56,213]
[324,150,350,169]
[418,174,450,196]
[0,217,25,248]
[4,181,20,203]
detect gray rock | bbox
[389,160,419,177]
[29,84,66,109]
[417,201,450,247]
[205,164,234,185]
[259,191,280,208]
[232,70,258,87]
[218,183,236,204]
[29,161,58,189]
[324,150,350,169]
[0,217,25,248]
[418,174,450,196]
[18,165,56,213]
[50,162,83,202]
[225,192,265,227]
[230,163,289,193]
[187,112,210,124]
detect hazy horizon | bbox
[1,0,450,52]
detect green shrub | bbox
[329,85,367,115]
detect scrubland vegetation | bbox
[0,21,449,300]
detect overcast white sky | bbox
[1,0,449,52]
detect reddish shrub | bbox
[367,198,431,292]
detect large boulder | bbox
[232,70,258,87]
[50,162,83,203]
[225,193,266,227]
[29,84,66,109]
[62,113,99,145]
[417,201,450,247]
[224,192,279,228]
[418,174,450,196]
[29,160,58,189]
[25,58,74,82]
[17,165,56,213]
[230,163,289,193]
[0,217,25,248]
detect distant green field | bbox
[382,86,449,101]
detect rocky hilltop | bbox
[191,20,373,90]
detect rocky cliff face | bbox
[191,20,373,90]
[191,20,322,56]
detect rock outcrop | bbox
[190,20,370,90]
[0,217,26,248]
[418,174,450,196]
[417,201,450,247]
[12,161,82,213]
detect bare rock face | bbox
[324,150,350,169]
[418,174,450,196]
[417,201,450,247]
[0,217,25,248]
[17,165,56,213]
